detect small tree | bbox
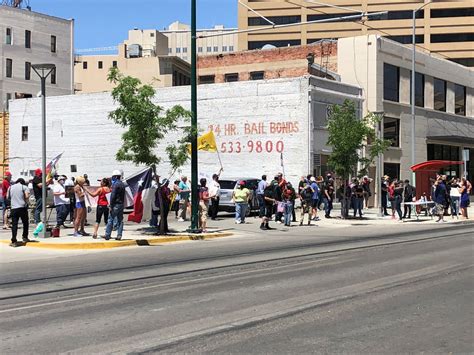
[327,100,390,218]
[107,67,192,234]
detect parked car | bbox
[218,178,260,215]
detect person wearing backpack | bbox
[299,183,313,226]
[7,178,31,247]
[260,182,276,230]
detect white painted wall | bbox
[9,77,310,185]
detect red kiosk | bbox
[410,160,464,199]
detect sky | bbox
[28,0,237,51]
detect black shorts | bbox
[264,203,273,218]
[96,205,109,224]
[311,199,319,208]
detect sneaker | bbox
[79,231,91,236]
[276,221,282,224]
[22,238,33,243]
[9,242,20,247]
[260,224,266,230]
[178,218,185,222]
[235,220,241,224]
[101,235,111,240]
[115,236,122,241]
[73,232,82,237]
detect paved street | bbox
[1,222,472,354]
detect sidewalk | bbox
[0,205,472,250]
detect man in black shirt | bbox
[104,170,126,240]
[381,175,390,216]
[32,169,44,224]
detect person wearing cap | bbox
[232,180,250,224]
[104,170,126,240]
[32,168,46,224]
[84,177,111,239]
[53,176,70,228]
[309,176,320,221]
[7,178,31,247]
[2,171,12,229]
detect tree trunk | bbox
[152,165,166,235]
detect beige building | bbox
[237,0,474,67]
[74,29,190,93]
[162,21,238,62]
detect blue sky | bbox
[30,0,237,51]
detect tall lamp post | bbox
[188,0,199,233]
[31,63,55,232]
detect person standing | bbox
[299,183,313,226]
[177,176,190,222]
[271,176,283,223]
[381,175,390,216]
[32,169,44,224]
[104,170,126,240]
[323,179,335,218]
[256,175,268,218]
[158,179,172,234]
[282,182,296,227]
[208,174,221,221]
[2,171,12,229]
[73,176,89,237]
[232,181,250,224]
[198,178,210,232]
[393,181,404,221]
[433,176,448,223]
[362,176,372,209]
[449,178,461,219]
[52,176,70,228]
[171,179,181,219]
[459,177,470,220]
[260,182,276,230]
[85,178,111,239]
[83,174,90,186]
[402,179,415,219]
[352,180,364,219]
[310,176,320,221]
[7,178,31,247]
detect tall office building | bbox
[237,0,473,67]
[0,4,74,112]
[162,21,238,62]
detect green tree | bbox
[326,100,390,218]
[107,67,192,233]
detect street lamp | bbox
[31,63,55,233]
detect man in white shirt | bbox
[208,174,221,220]
[53,176,70,228]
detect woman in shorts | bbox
[85,178,111,239]
[73,176,88,237]
[198,178,210,232]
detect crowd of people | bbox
[0,168,472,247]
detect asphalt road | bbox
[1,224,473,354]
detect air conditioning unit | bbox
[127,44,142,58]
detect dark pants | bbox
[11,207,29,243]
[257,194,265,218]
[158,203,170,233]
[394,196,403,220]
[34,198,42,224]
[381,193,388,215]
[323,198,333,217]
[210,197,219,219]
[403,203,412,219]
[69,197,75,222]
[172,200,179,217]
[353,197,363,217]
[55,204,69,226]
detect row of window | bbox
[169,45,235,54]
[5,28,57,52]
[5,59,56,83]
[383,63,466,116]
[81,61,117,70]
[199,71,264,84]
[247,8,473,26]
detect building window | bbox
[213,46,218,52]
[410,72,425,107]
[25,62,31,80]
[433,78,446,112]
[183,47,187,53]
[431,8,474,18]
[248,15,301,26]
[383,117,400,147]
[206,46,212,52]
[222,46,227,52]
[150,32,155,37]
[250,71,264,80]
[383,63,399,102]
[387,35,424,44]
[98,61,103,69]
[454,84,466,116]
[198,47,203,53]
[82,61,88,69]
[427,144,461,176]
[168,48,172,53]
[21,126,28,141]
[431,33,474,43]
[6,28,12,45]
[308,13,362,22]
[248,40,301,50]
[70,165,77,173]
[176,48,181,53]
[6,58,12,78]
[386,10,424,20]
[25,30,31,48]
[51,35,56,53]
[225,73,238,82]
[51,68,56,84]
[384,163,400,180]
[449,58,474,67]
[5,93,12,110]
[229,45,234,52]
[112,61,117,68]
[199,75,215,84]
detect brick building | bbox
[197,40,337,84]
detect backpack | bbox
[300,186,312,202]
[263,184,274,200]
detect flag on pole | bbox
[46,153,63,180]
[187,131,218,154]
[126,168,154,223]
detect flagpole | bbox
[280,152,286,178]
[216,148,224,173]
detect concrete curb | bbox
[0,232,234,250]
